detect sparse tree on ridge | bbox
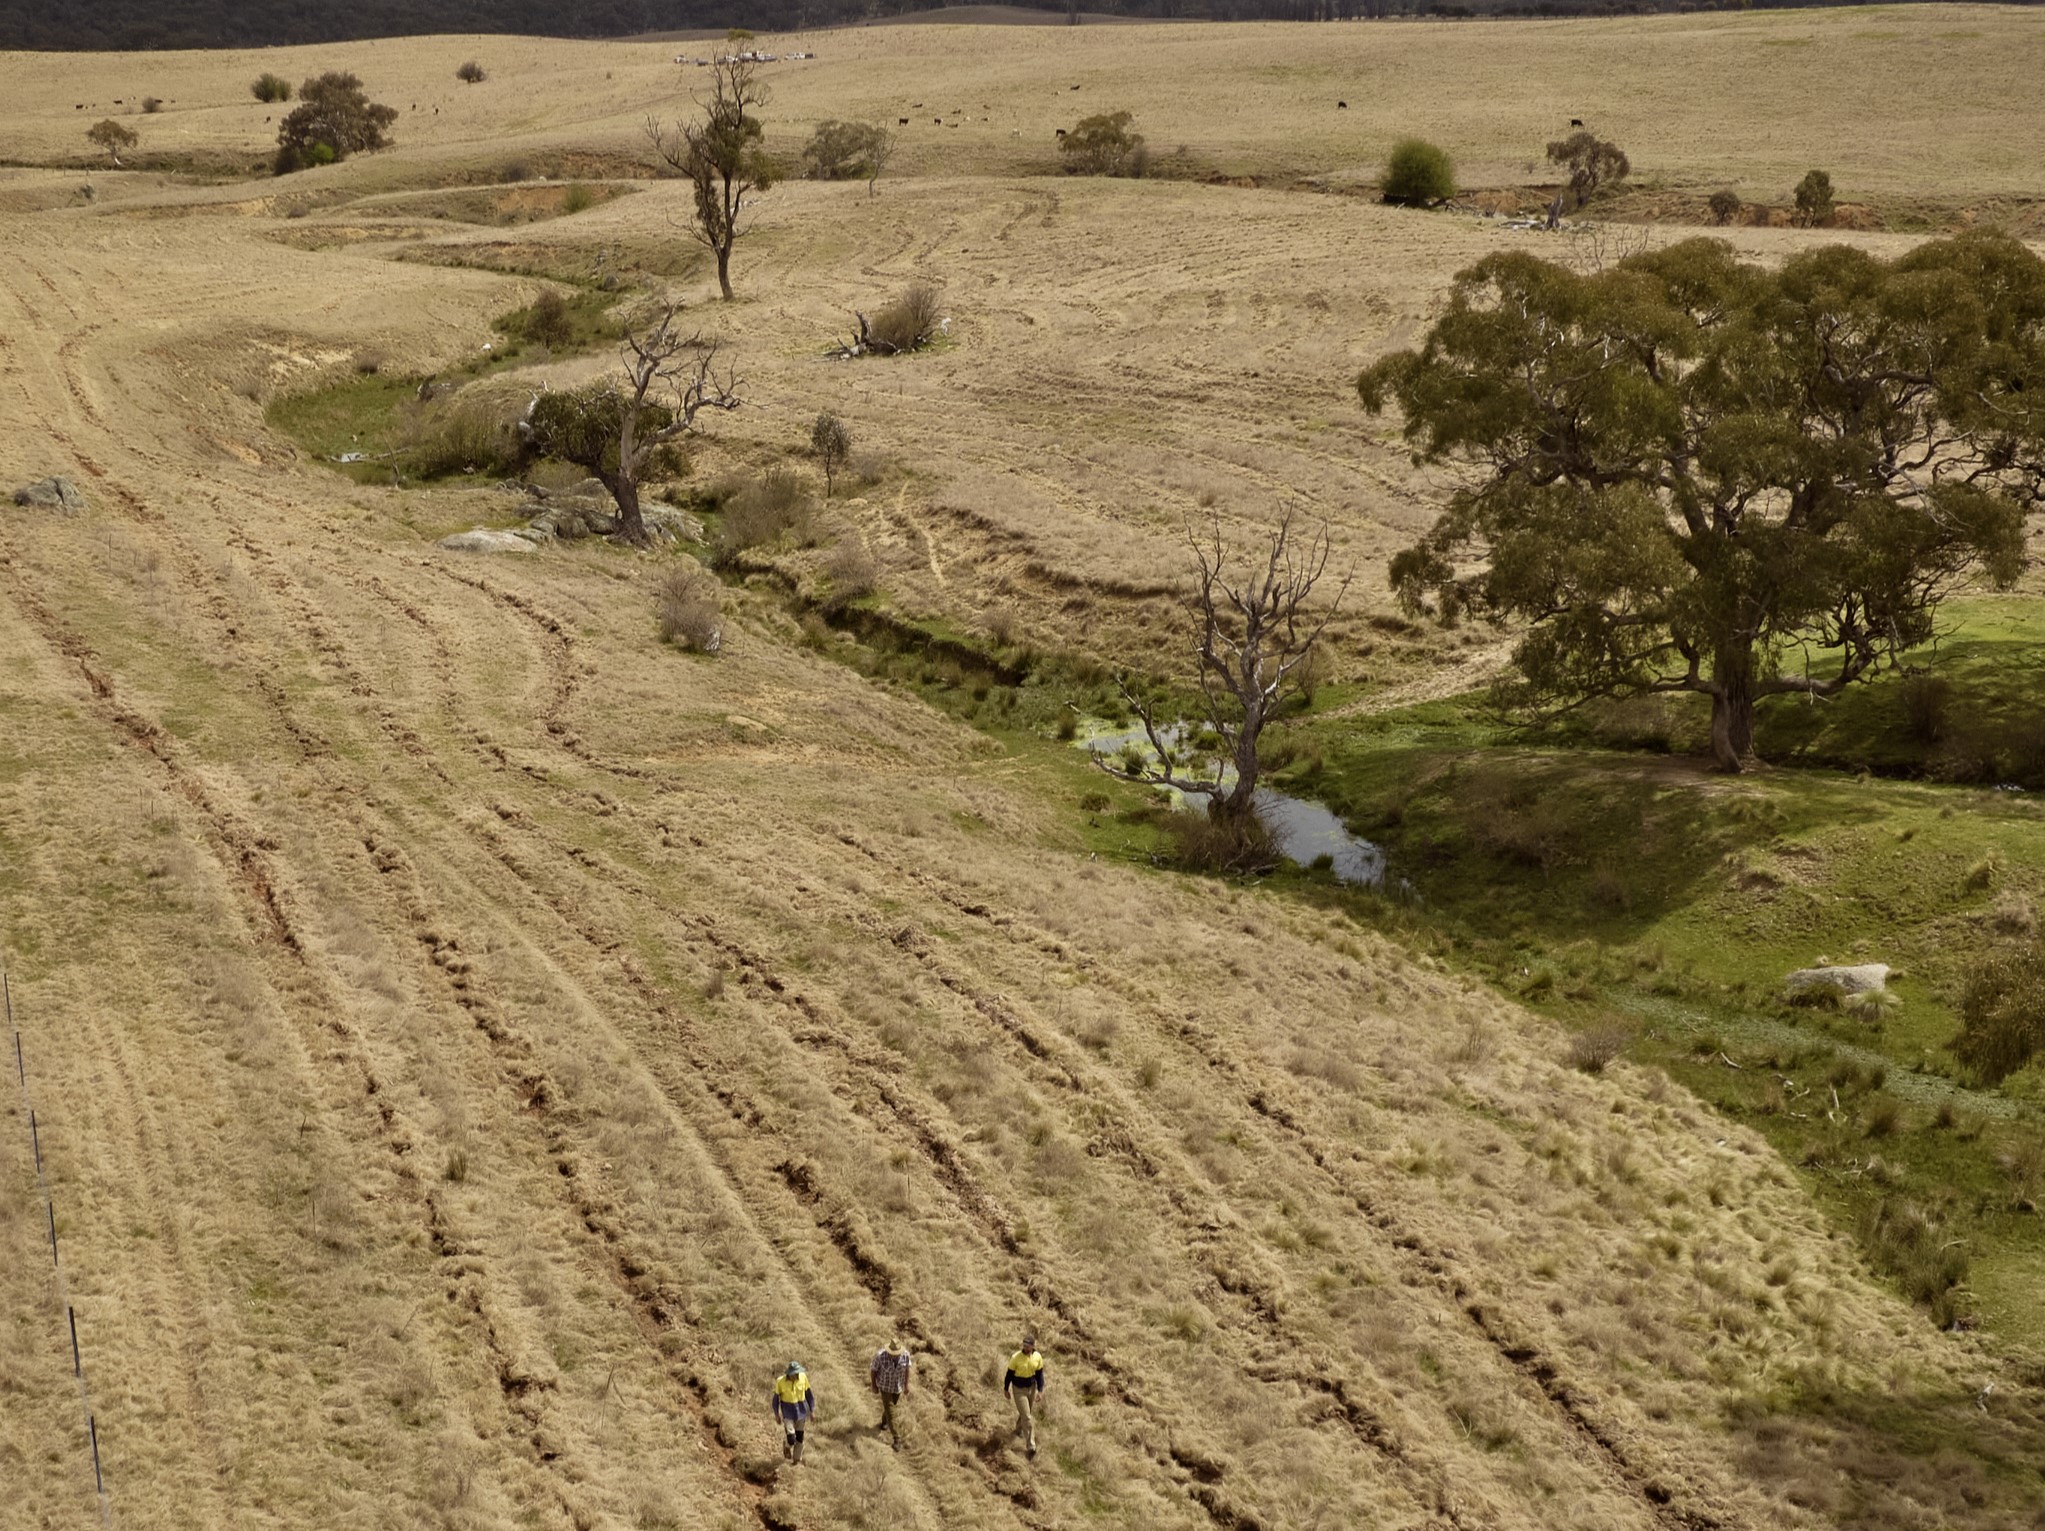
[520,303,742,546]
[1101,509,1349,828]
[1546,129,1629,209]
[86,118,138,165]
[649,56,774,302]
[1357,232,2045,773]
[1707,188,1741,225]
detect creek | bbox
[1078,722,1388,887]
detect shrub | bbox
[810,412,851,495]
[1060,110,1145,177]
[252,73,292,103]
[1707,188,1741,225]
[561,182,595,215]
[522,289,573,348]
[1953,941,2045,1084]
[711,468,816,565]
[400,385,528,478]
[1857,1195,1969,1326]
[1794,169,1835,227]
[141,96,163,114]
[1566,1024,1630,1073]
[2001,1136,2045,1213]
[1168,809,1278,877]
[820,538,877,613]
[1381,138,1456,207]
[655,567,722,652]
[1900,672,1953,743]
[862,284,943,356]
[456,60,487,84]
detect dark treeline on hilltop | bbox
[0,0,2022,51]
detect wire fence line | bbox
[7,970,113,1528]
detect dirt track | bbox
[4,22,2045,1531]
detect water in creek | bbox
[1079,722,1387,887]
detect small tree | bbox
[1381,138,1456,207]
[456,60,487,84]
[276,72,397,172]
[1100,509,1349,827]
[521,304,741,546]
[1545,130,1629,209]
[648,57,773,302]
[252,72,292,103]
[811,412,851,496]
[1358,233,2045,772]
[1707,188,1741,225]
[86,118,138,166]
[1060,110,1144,177]
[1794,168,1835,228]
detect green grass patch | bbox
[1278,597,2045,1345]
[268,289,625,485]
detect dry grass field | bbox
[4,10,2045,1531]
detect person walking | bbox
[1003,1334,1046,1457]
[870,1337,913,1449]
[772,1361,817,1465]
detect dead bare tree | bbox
[1102,509,1349,825]
[521,303,740,546]
[647,57,773,301]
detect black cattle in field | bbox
[1338,101,1347,109]
[899,117,909,125]
[1570,117,1584,127]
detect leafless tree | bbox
[647,57,773,301]
[521,303,741,546]
[1101,509,1349,825]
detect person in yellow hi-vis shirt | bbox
[1003,1334,1046,1456]
[771,1361,817,1464]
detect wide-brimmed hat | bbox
[785,1361,803,1376]
[885,1337,904,1354]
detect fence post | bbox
[6,970,112,1524]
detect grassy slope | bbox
[6,17,2045,1530]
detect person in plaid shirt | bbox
[870,1337,913,1448]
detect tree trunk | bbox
[715,243,734,301]
[1220,707,1262,822]
[604,471,648,546]
[1708,648,1758,773]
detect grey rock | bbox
[12,476,86,514]
[438,528,538,554]
[1784,962,1889,998]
